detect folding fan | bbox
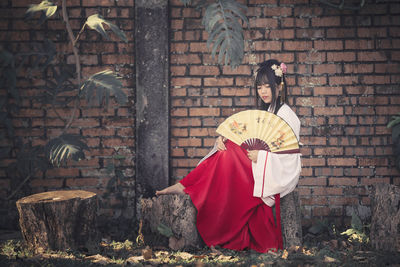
[216,110,300,154]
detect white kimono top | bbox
[198,104,302,207]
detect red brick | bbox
[222,65,251,75]
[314,40,343,50]
[30,178,64,188]
[311,17,340,27]
[296,29,324,39]
[204,78,233,86]
[362,75,391,85]
[46,168,80,178]
[302,158,326,166]
[357,27,387,38]
[172,128,188,137]
[82,128,115,136]
[327,52,356,62]
[173,137,202,147]
[171,118,202,127]
[298,177,327,186]
[313,87,343,95]
[82,0,115,6]
[327,158,357,166]
[249,18,278,28]
[171,54,201,64]
[358,51,387,62]
[283,41,312,51]
[171,43,188,53]
[328,177,358,186]
[189,108,220,116]
[361,177,391,185]
[190,66,220,76]
[327,28,355,38]
[345,40,374,50]
[171,77,201,86]
[254,41,281,51]
[329,76,359,85]
[103,138,133,147]
[66,178,99,187]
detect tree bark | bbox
[141,195,203,250]
[16,190,100,253]
[141,191,302,250]
[370,183,400,252]
[281,191,303,248]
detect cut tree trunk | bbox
[281,191,303,248]
[141,194,203,250]
[141,191,302,250]
[370,183,400,252]
[16,190,100,253]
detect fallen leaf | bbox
[142,246,152,260]
[324,255,338,263]
[281,249,289,259]
[169,236,185,250]
[126,255,144,263]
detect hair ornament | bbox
[271,63,287,77]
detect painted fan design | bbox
[216,110,300,154]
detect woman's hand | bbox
[216,136,227,151]
[247,150,259,163]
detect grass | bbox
[1,226,400,266]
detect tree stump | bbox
[141,191,302,250]
[16,190,100,253]
[370,184,400,252]
[141,195,203,250]
[281,191,303,248]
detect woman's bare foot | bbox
[155,183,185,196]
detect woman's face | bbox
[257,83,279,104]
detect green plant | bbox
[387,112,400,171]
[0,0,128,199]
[341,211,370,244]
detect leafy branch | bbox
[0,0,130,199]
[202,0,248,68]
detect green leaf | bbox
[202,0,248,68]
[391,123,400,144]
[105,160,115,174]
[341,229,357,236]
[157,223,173,238]
[387,115,400,128]
[113,154,126,160]
[80,70,128,107]
[26,0,57,22]
[45,134,89,167]
[85,14,128,43]
[350,211,362,232]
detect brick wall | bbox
[1,0,399,236]
[170,0,400,226]
[0,0,135,236]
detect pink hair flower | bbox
[280,63,287,74]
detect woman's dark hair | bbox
[254,59,287,113]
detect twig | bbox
[61,0,81,132]
[74,24,86,45]
[6,175,31,200]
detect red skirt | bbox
[180,140,283,253]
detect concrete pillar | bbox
[135,0,169,197]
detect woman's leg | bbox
[155,182,185,196]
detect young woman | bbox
[156,59,301,253]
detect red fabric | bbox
[180,140,283,253]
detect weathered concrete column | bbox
[135,0,169,198]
